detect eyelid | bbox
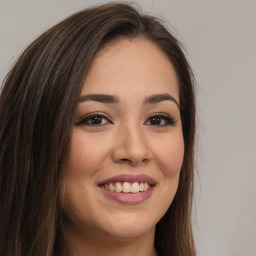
[76,112,112,126]
[76,111,177,126]
[145,112,177,126]
[147,112,171,118]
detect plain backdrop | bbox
[0,1,255,255]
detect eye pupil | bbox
[150,117,161,125]
[91,116,102,124]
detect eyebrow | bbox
[79,94,119,103]
[143,94,179,107]
[78,93,179,107]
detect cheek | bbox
[63,131,107,224]
[153,132,184,177]
[67,130,108,178]
[146,132,184,223]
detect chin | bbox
[97,211,157,240]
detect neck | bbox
[62,223,157,256]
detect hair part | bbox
[0,2,196,255]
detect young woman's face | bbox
[63,39,184,242]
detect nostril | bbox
[119,158,150,167]
[120,158,131,163]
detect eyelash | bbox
[145,112,177,126]
[77,112,177,127]
[77,113,112,126]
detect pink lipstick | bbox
[98,174,156,204]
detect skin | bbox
[62,38,184,256]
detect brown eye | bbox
[145,113,176,126]
[77,114,111,126]
[89,115,104,124]
[150,116,163,125]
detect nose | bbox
[111,124,152,166]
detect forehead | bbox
[81,38,179,103]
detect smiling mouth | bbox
[97,174,156,204]
[100,181,152,193]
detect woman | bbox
[0,2,196,256]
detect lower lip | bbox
[99,186,155,204]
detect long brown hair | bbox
[0,2,196,255]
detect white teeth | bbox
[109,183,115,191]
[123,182,131,193]
[131,182,140,193]
[115,182,122,192]
[103,182,151,193]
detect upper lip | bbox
[98,174,156,186]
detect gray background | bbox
[0,0,255,255]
